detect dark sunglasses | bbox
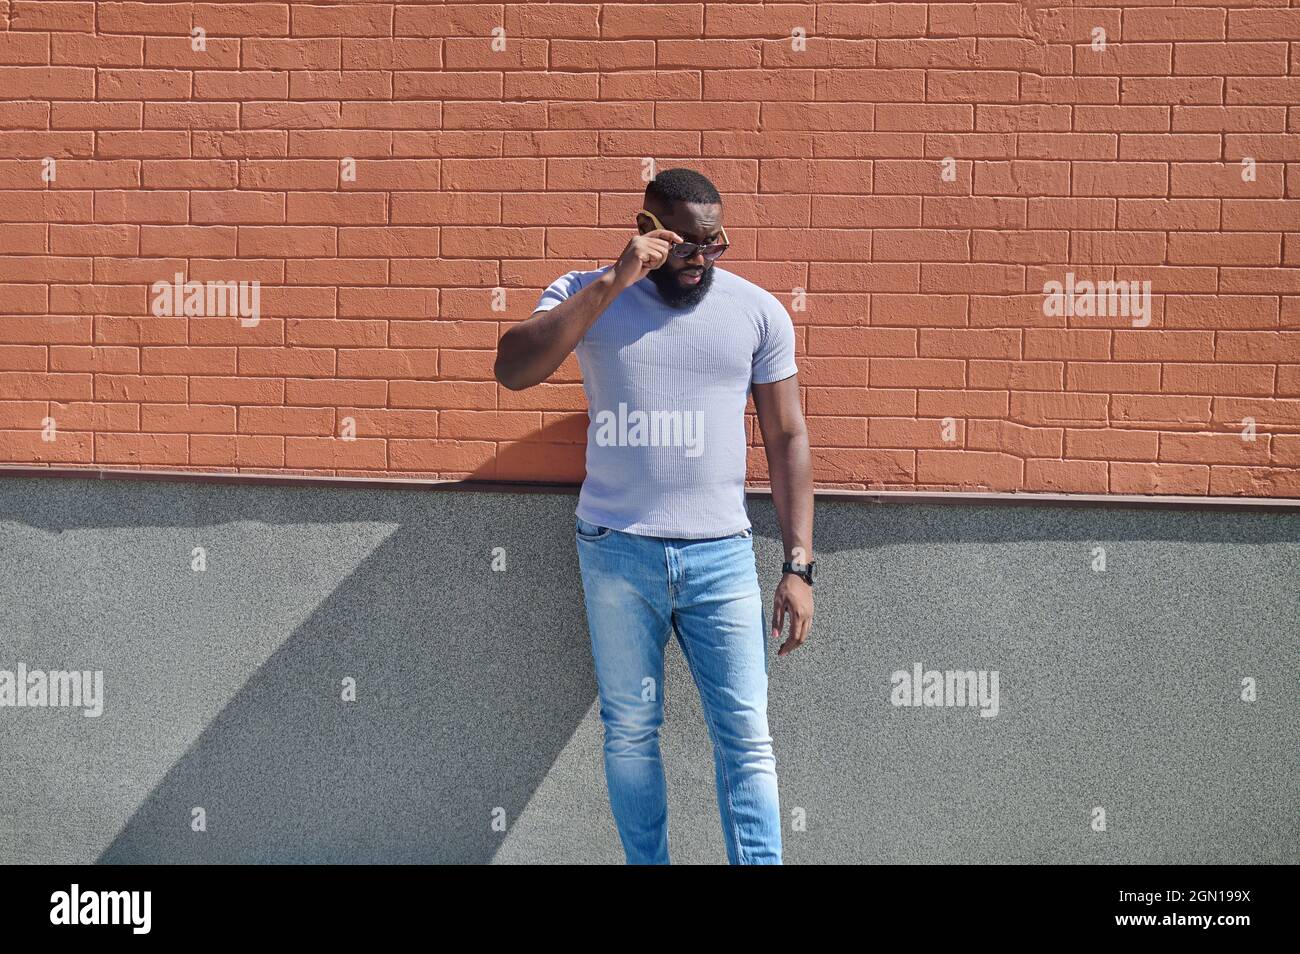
[637,208,730,262]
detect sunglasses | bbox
[636,208,730,262]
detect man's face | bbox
[638,201,723,308]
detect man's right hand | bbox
[611,228,684,289]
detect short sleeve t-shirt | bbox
[533,264,798,539]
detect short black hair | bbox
[645,168,722,209]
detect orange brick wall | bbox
[1,2,1297,497]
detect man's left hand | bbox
[770,574,813,656]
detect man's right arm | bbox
[493,270,621,391]
[493,225,683,391]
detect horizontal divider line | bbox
[1,464,1298,512]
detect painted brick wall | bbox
[1,2,1297,496]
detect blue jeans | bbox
[574,514,782,864]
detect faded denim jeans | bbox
[574,514,782,865]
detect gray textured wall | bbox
[0,474,1296,864]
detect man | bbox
[494,168,814,864]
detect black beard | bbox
[648,263,713,308]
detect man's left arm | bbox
[752,374,814,656]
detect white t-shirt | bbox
[533,265,798,538]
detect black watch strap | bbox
[782,560,815,585]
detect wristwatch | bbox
[782,560,815,586]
